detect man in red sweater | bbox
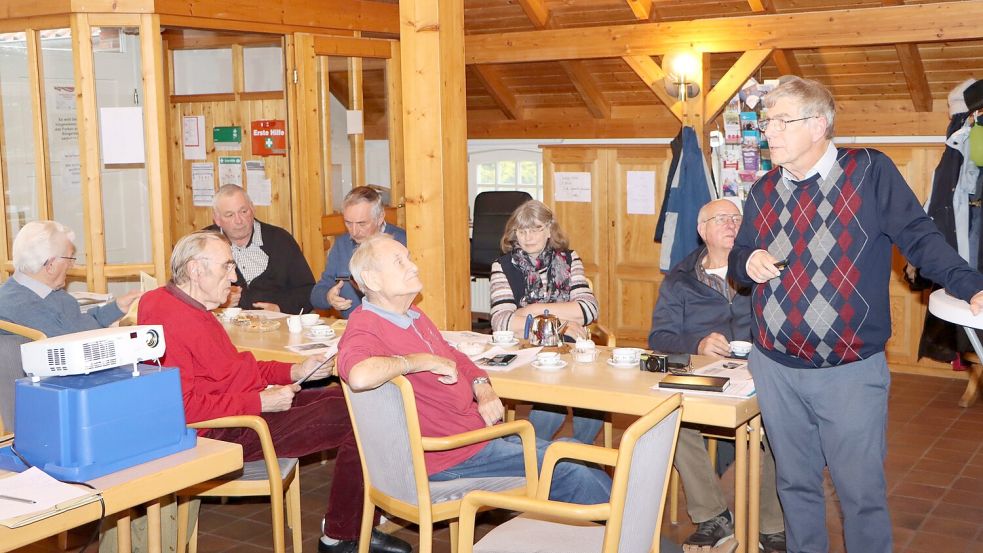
[139,230,410,553]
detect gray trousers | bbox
[749,347,891,553]
[673,427,785,534]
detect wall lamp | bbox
[662,49,701,102]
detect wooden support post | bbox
[386,42,406,229]
[399,0,470,329]
[348,54,366,187]
[140,14,172,282]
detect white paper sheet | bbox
[285,341,339,358]
[182,115,206,160]
[626,170,656,215]
[346,110,364,135]
[651,359,756,398]
[475,346,542,371]
[218,156,242,186]
[191,162,215,206]
[0,467,101,528]
[553,172,592,203]
[439,331,493,346]
[139,271,159,293]
[245,160,271,206]
[99,107,145,165]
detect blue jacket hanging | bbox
[658,126,717,272]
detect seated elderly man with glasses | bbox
[0,220,140,337]
[337,233,612,505]
[138,230,411,553]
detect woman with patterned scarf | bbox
[488,200,602,444]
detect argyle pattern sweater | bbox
[730,148,983,369]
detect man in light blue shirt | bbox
[0,220,140,337]
[311,186,406,318]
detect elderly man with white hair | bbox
[337,233,612,506]
[138,230,410,553]
[0,220,140,337]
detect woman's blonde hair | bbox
[500,200,569,253]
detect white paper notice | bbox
[182,115,206,160]
[554,172,592,203]
[191,162,215,206]
[626,171,656,215]
[218,156,242,187]
[245,160,271,205]
[99,107,145,165]
[346,110,364,135]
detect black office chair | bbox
[471,191,533,279]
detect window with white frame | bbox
[470,149,543,202]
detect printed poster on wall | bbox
[250,120,286,156]
[182,115,206,160]
[626,171,656,215]
[191,162,216,207]
[218,156,242,187]
[553,172,592,203]
[245,160,271,206]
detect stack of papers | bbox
[652,359,756,398]
[0,467,101,528]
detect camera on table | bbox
[640,352,668,372]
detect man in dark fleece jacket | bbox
[651,199,785,553]
[729,76,983,553]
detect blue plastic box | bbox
[0,364,196,481]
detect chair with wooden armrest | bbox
[0,320,46,342]
[176,415,301,553]
[458,394,683,553]
[342,376,539,553]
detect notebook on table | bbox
[657,374,730,393]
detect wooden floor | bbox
[13,371,983,552]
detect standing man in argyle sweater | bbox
[729,76,983,553]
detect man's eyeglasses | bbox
[759,116,816,132]
[49,256,77,267]
[197,257,237,273]
[699,214,743,226]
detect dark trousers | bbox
[206,386,370,540]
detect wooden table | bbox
[928,289,983,407]
[1,438,243,553]
[488,354,762,553]
[226,323,762,553]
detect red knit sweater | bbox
[138,284,292,426]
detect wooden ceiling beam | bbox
[705,49,773,122]
[622,55,683,121]
[746,0,801,77]
[516,0,551,29]
[882,0,933,112]
[471,65,524,120]
[558,60,611,119]
[465,1,983,64]
[625,0,653,21]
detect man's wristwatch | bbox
[472,376,491,386]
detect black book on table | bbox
[658,374,730,393]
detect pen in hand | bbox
[0,494,36,504]
[294,355,335,386]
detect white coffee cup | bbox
[493,330,515,344]
[730,340,752,357]
[309,324,335,337]
[300,313,320,327]
[611,347,642,365]
[536,351,562,366]
[220,307,242,321]
[286,315,303,334]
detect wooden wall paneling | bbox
[348,54,366,188]
[606,146,672,345]
[140,14,171,281]
[72,13,106,292]
[542,147,608,315]
[399,0,471,329]
[387,41,406,229]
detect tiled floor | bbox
[16,372,983,552]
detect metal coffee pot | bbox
[528,310,567,347]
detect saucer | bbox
[607,359,639,369]
[490,339,520,348]
[305,330,336,340]
[532,360,567,371]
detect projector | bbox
[20,325,166,378]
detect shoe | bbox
[318,529,412,553]
[759,531,786,553]
[682,510,735,550]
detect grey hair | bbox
[349,233,397,290]
[342,186,384,220]
[764,76,836,139]
[212,184,252,213]
[13,220,76,274]
[170,230,230,285]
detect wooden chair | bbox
[0,322,44,437]
[175,416,302,553]
[457,394,683,553]
[342,376,539,553]
[0,320,46,341]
